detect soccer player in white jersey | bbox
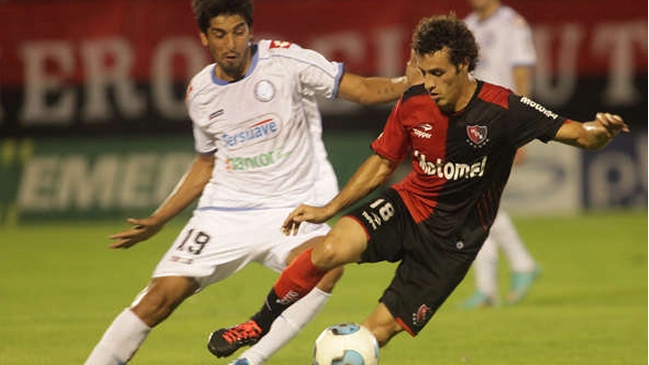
[461,0,540,308]
[83,1,420,365]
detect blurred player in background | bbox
[211,14,628,354]
[460,0,540,308]
[84,1,419,364]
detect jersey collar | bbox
[451,80,483,116]
[211,44,260,86]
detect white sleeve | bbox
[280,42,344,99]
[186,85,217,154]
[510,15,536,67]
[298,50,344,99]
[192,124,216,154]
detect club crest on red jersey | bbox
[466,124,489,148]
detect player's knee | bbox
[315,265,344,293]
[312,236,345,269]
[131,289,174,326]
[285,235,325,265]
[131,278,196,327]
[313,216,368,268]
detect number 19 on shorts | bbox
[176,228,211,255]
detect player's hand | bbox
[406,49,424,86]
[282,204,334,236]
[109,217,163,249]
[594,112,630,138]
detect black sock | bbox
[251,287,293,333]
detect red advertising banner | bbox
[0,0,646,133]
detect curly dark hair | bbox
[191,0,254,33]
[411,15,479,72]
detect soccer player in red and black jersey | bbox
[209,14,629,354]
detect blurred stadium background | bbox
[0,0,646,223]
[0,0,646,364]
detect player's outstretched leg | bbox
[207,320,264,358]
[207,248,328,358]
[85,276,198,364]
[229,268,343,365]
[224,236,346,365]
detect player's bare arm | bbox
[109,153,215,249]
[553,112,630,150]
[282,154,399,235]
[512,65,533,98]
[337,52,423,104]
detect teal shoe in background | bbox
[506,268,540,305]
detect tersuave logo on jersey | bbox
[221,118,279,148]
[414,150,487,180]
[225,147,290,171]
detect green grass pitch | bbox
[0,210,646,364]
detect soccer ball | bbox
[313,323,380,365]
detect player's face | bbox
[200,14,253,81]
[416,48,471,114]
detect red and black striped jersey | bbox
[371,81,566,250]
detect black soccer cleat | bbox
[207,319,264,358]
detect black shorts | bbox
[345,188,474,336]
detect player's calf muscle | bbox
[315,266,344,293]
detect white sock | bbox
[85,308,151,365]
[233,287,331,365]
[490,211,535,272]
[473,235,499,296]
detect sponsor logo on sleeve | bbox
[520,97,559,120]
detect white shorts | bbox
[152,208,330,290]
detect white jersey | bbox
[186,40,343,210]
[464,6,536,89]
[302,94,340,205]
